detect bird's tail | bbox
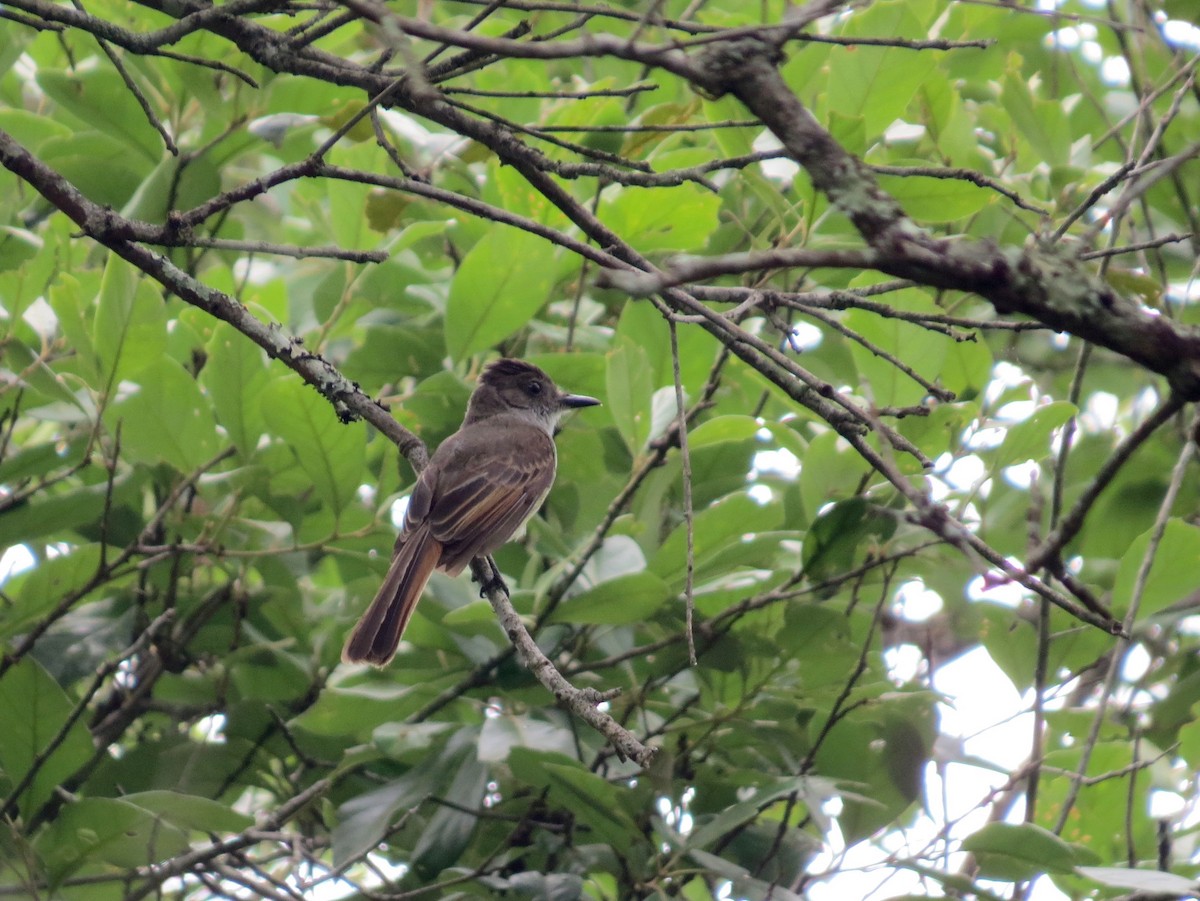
[342,527,442,666]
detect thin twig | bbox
[1053,410,1198,833]
[668,317,697,666]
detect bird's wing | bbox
[424,420,557,574]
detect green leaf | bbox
[2,340,88,413]
[93,256,167,389]
[109,357,220,472]
[122,154,221,224]
[35,797,190,883]
[797,429,869,520]
[962,822,1079,881]
[1001,62,1069,168]
[477,713,575,762]
[802,497,897,586]
[292,683,415,740]
[542,762,638,855]
[689,415,762,448]
[39,131,151,207]
[826,2,939,138]
[548,572,672,625]
[600,180,720,253]
[259,377,365,520]
[1111,519,1200,619]
[444,228,558,361]
[119,791,255,833]
[36,69,163,162]
[410,752,487,879]
[876,174,994,223]
[333,728,476,867]
[47,273,102,382]
[991,400,1077,469]
[0,225,41,274]
[650,492,784,585]
[0,658,95,821]
[203,327,270,456]
[845,290,948,408]
[0,477,123,549]
[687,849,803,901]
[606,340,655,456]
[0,546,104,640]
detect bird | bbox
[343,358,600,666]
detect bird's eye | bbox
[526,381,542,396]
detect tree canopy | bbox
[2,0,1200,898]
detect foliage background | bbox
[2,0,1200,898]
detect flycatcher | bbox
[343,359,600,666]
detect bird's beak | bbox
[560,393,601,409]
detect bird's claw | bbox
[478,558,509,597]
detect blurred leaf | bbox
[876,174,993,223]
[1104,266,1162,308]
[651,492,784,585]
[203,327,270,456]
[963,822,1079,881]
[600,181,720,252]
[1001,62,1069,168]
[35,797,189,883]
[0,658,95,821]
[991,400,1077,470]
[827,3,938,138]
[410,750,487,879]
[1112,519,1200,619]
[119,791,254,833]
[36,69,162,161]
[845,290,947,407]
[606,340,654,456]
[802,497,897,586]
[548,571,672,625]
[445,228,558,361]
[542,762,638,855]
[333,728,476,867]
[0,546,104,639]
[477,713,575,762]
[689,415,761,448]
[260,377,365,520]
[93,256,166,389]
[108,357,220,472]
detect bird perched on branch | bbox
[343,359,600,666]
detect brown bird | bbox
[343,359,600,666]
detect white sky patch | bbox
[968,570,1029,608]
[388,494,411,530]
[1101,55,1131,86]
[1162,17,1200,52]
[753,131,800,182]
[232,256,278,285]
[1082,391,1118,432]
[885,120,926,142]
[21,296,56,340]
[985,361,1031,404]
[940,452,986,491]
[791,321,823,351]
[884,643,924,683]
[1003,459,1040,489]
[752,446,801,480]
[895,579,944,621]
[815,644,1076,901]
[0,544,35,584]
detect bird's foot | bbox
[478,557,509,597]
